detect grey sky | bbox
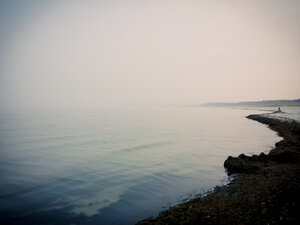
[1,0,300,110]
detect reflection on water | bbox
[0,107,282,224]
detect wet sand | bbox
[137,114,300,225]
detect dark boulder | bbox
[224,155,260,174]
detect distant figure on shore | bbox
[273,107,281,113]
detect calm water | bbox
[0,107,282,225]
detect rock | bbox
[224,155,259,174]
[258,152,268,161]
[269,150,299,163]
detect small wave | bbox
[117,142,169,153]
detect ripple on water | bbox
[0,107,284,224]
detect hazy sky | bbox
[1,0,300,110]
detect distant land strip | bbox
[200,98,300,107]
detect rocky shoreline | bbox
[137,114,300,225]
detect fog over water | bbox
[1,0,300,111]
[0,1,300,224]
[0,0,300,225]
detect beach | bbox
[137,114,300,225]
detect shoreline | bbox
[137,114,300,224]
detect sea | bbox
[1,106,298,225]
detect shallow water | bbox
[262,106,300,122]
[237,106,300,122]
[0,107,281,224]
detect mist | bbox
[1,0,300,111]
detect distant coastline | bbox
[200,98,300,107]
[137,113,300,224]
